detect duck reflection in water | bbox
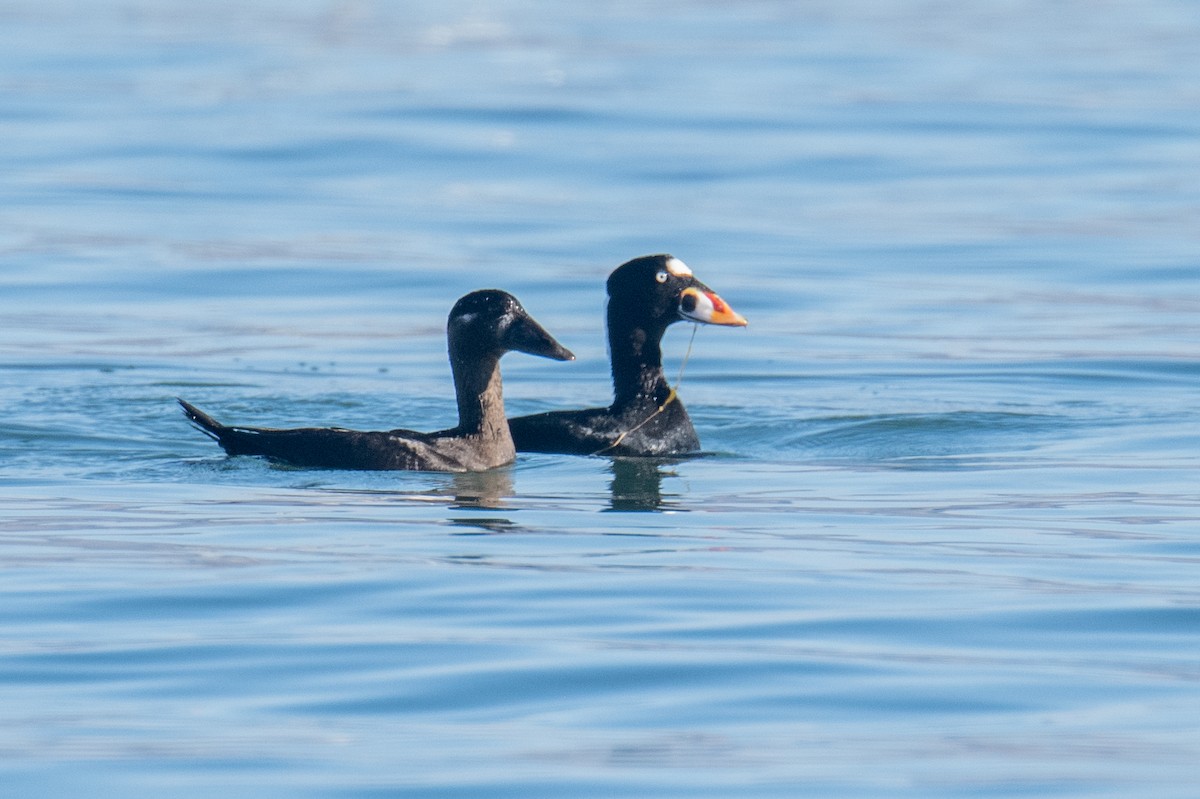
[606,458,680,512]
[443,468,520,534]
[443,460,679,518]
[447,468,513,510]
[441,460,681,522]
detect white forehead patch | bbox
[665,257,693,277]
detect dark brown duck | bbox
[180,290,573,472]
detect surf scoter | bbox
[508,254,746,456]
[180,290,573,472]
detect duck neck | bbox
[608,314,672,408]
[450,350,510,441]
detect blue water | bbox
[3,1,1199,796]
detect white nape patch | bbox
[665,257,693,277]
[453,312,478,326]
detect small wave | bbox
[705,410,1074,468]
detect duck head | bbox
[606,254,747,333]
[448,290,575,362]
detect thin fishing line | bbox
[674,322,699,389]
[593,323,700,455]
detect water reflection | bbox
[448,468,513,510]
[447,515,518,534]
[606,458,681,512]
[446,469,517,533]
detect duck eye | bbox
[655,271,669,283]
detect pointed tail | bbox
[178,398,225,442]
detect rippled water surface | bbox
[3,1,1199,797]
